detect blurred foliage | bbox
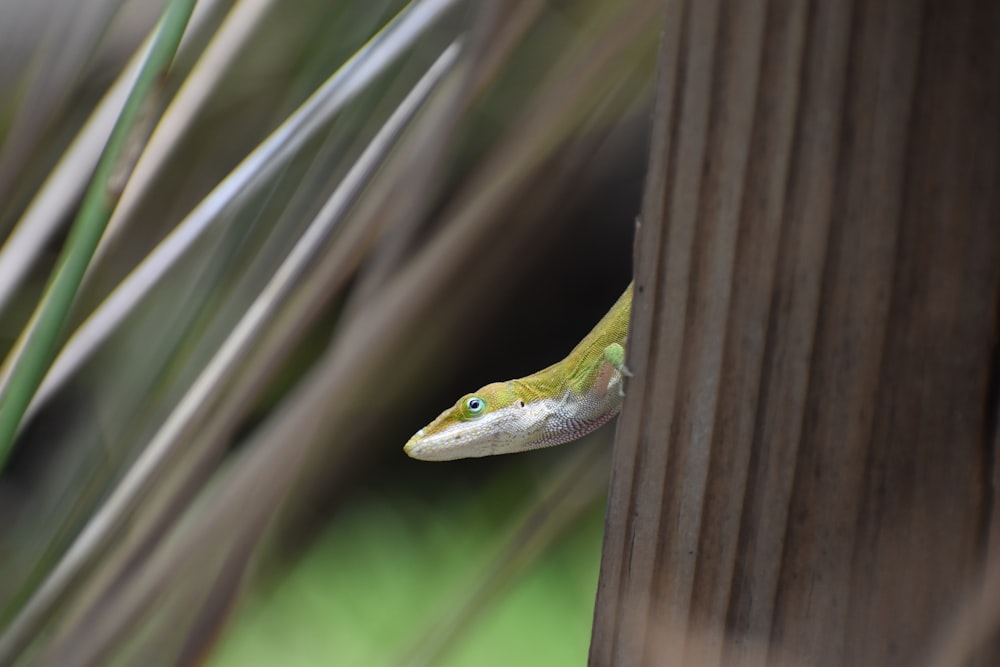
[0,0,654,664]
[214,444,608,666]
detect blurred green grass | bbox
[213,458,606,666]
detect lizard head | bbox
[404,381,554,460]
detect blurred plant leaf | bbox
[0,0,656,664]
[0,0,200,469]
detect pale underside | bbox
[403,369,624,461]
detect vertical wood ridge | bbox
[588,0,689,662]
[592,0,1000,664]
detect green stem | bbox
[0,0,199,471]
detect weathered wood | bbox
[591,1,1000,665]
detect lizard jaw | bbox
[403,400,557,461]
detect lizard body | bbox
[404,282,632,461]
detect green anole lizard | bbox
[404,282,633,460]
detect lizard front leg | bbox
[595,342,631,399]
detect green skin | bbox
[404,283,633,461]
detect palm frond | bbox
[0,0,655,663]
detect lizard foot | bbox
[603,343,632,376]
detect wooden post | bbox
[591,1,1000,665]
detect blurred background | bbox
[0,0,654,664]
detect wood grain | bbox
[591,1,1000,665]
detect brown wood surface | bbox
[591,1,1000,665]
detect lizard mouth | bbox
[403,429,461,461]
[402,433,427,459]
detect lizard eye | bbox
[465,397,486,417]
